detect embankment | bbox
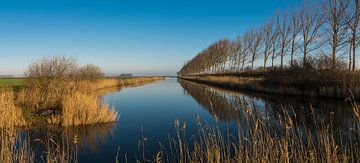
[180,73,360,99]
[81,76,166,91]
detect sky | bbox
[0,0,303,76]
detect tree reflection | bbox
[179,79,357,139]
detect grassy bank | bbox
[0,78,25,91]
[180,68,360,98]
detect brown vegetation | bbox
[0,87,27,128]
[0,128,34,162]
[1,56,163,127]
[180,68,360,98]
[0,127,79,163]
[137,100,360,162]
[48,92,118,126]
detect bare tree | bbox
[289,8,302,67]
[262,20,274,71]
[249,29,263,70]
[277,11,291,68]
[241,33,251,71]
[299,2,325,67]
[324,0,351,69]
[271,21,280,68]
[347,0,360,71]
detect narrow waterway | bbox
[26,78,357,162]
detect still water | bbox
[28,78,357,162]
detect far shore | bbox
[179,70,360,99]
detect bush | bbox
[18,56,80,110]
[78,64,104,80]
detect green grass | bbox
[0,78,25,87]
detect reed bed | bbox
[0,128,34,163]
[79,77,165,91]
[136,99,360,163]
[0,87,27,128]
[0,128,79,163]
[181,75,360,98]
[14,77,163,126]
[48,92,118,126]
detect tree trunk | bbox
[251,54,255,70]
[291,39,295,67]
[303,46,307,68]
[353,33,357,71]
[332,32,337,70]
[264,59,267,71]
[349,42,352,71]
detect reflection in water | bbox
[179,79,357,139]
[24,123,116,161]
[5,79,358,162]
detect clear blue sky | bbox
[0,0,302,76]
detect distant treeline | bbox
[178,0,360,76]
[0,75,14,78]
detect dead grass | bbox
[0,87,27,128]
[15,77,163,126]
[1,128,78,163]
[78,77,165,91]
[181,74,360,98]
[0,128,34,163]
[48,92,118,126]
[147,99,360,163]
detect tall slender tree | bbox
[299,2,325,67]
[347,0,360,71]
[324,0,351,69]
[262,20,274,71]
[289,8,301,67]
[249,29,263,70]
[277,11,291,68]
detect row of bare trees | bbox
[178,0,360,76]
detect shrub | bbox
[78,64,104,80]
[18,56,80,110]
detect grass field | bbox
[0,78,25,87]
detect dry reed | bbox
[48,92,118,126]
[144,99,360,162]
[0,87,27,128]
[0,128,34,163]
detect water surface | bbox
[27,78,357,162]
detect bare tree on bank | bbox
[229,37,241,71]
[249,29,263,70]
[241,33,251,71]
[299,2,325,67]
[277,11,291,68]
[347,0,360,71]
[271,19,280,68]
[178,0,360,76]
[262,20,274,71]
[289,8,302,67]
[324,0,351,69]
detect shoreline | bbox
[179,75,357,99]
[0,76,165,128]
